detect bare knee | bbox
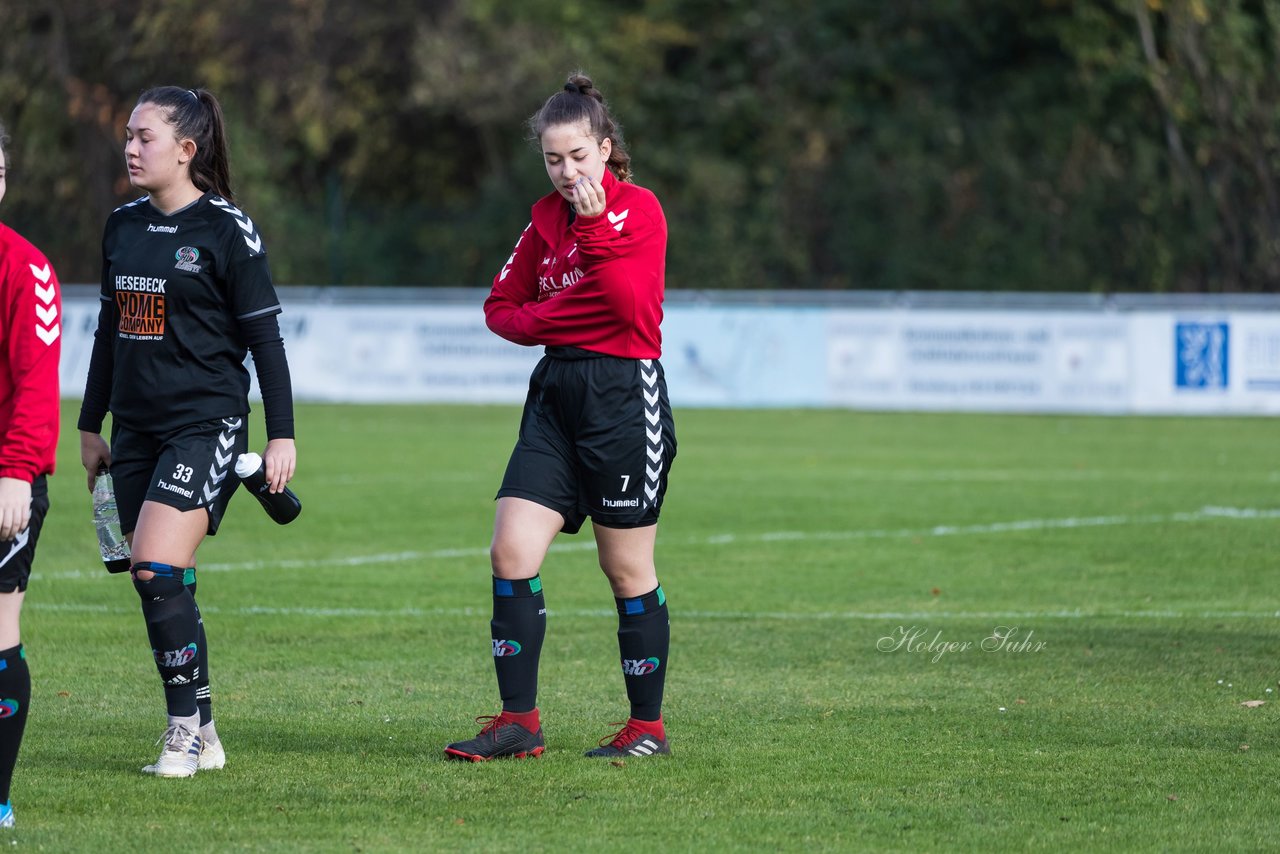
[599,557,657,599]
[489,538,542,580]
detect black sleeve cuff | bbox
[241,313,295,440]
[78,301,116,432]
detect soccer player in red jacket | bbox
[0,121,62,828]
[446,73,676,761]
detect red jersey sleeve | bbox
[0,232,61,482]
[484,222,545,346]
[569,193,664,265]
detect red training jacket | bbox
[484,168,667,359]
[0,222,61,482]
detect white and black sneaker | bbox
[142,723,202,777]
[585,718,670,757]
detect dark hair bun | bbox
[564,74,599,100]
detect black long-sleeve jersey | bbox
[78,191,293,437]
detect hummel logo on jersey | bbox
[147,223,178,234]
[607,208,630,232]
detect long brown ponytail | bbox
[137,86,234,202]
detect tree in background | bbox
[1,0,1277,291]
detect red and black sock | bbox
[0,645,30,804]
[616,585,669,724]
[491,576,546,714]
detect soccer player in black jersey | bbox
[77,87,297,778]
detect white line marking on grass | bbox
[25,602,1280,621]
[848,468,1280,484]
[42,505,1280,581]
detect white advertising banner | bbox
[1130,312,1280,414]
[826,310,1131,412]
[57,295,1280,415]
[661,306,827,406]
[57,299,101,403]
[279,306,540,403]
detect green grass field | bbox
[16,403,1280,851]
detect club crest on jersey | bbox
[174,246,202,273]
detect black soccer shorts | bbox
[110,416,248,536]
[0,476,49,593]
[497,346,677,534]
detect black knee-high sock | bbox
[0,645,30,804]
[183,570,212,727]
[491,576,546,713]
[616,585,669,721]
[133,563,200,718]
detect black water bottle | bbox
[234,452,302,525]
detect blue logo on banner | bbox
[1175,322,1229,389]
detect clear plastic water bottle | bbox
[92,469,131,573]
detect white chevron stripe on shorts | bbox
[639,359,663,510]
[198,418,243,507]
[0,529,30,570]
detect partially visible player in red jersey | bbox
[445,73,676,761]
[0,120,62,829]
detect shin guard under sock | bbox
[491,576,546,713]
[183,570,213,727]
[616,585,669,722]
[0,646,29,804]
[133,563,200,718]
